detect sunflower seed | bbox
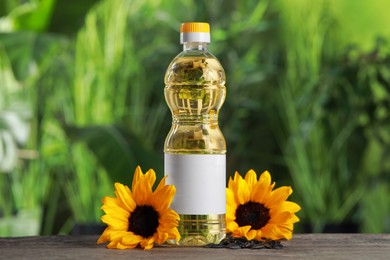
[205,235,283,250]
[227,243,241,249]
[241,241,254,248]
[205,243,225,248]
[251,243,265,249]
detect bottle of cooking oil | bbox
[164,22,226,246]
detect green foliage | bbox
[0,0,55,31]
[272,1,390,231]
[0,28,54,236]
[360,183,390,233]
[48,0,100,34]
[64,125,163,185]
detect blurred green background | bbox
[1,0,390,236]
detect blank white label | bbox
[164,154,226,215]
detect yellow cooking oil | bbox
[164,22,227,246]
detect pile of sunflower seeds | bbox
[205,235,283,249]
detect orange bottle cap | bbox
[180,22,211,44]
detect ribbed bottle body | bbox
[164,47,227,246]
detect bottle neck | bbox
[183,42,209,51]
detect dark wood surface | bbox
[0,234,389,259]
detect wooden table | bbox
[0,234,389,259]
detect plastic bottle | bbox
[164,22,226,246]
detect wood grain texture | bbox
[0,234,389,259]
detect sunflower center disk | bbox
[128,205,160,238]
[235,201,270,230]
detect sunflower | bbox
[226,169,301,241]
[97,166,180,250]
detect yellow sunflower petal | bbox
[278,226,293,240]
[251,170,273,203]
[260,224,279,240]
[157,221,180,239]
[158,207,178,218]
[278,222,293,231]
[226,187,237,205]
[227,176,234,189]
[97,227,111,244]
[251,180,265,203]
[259,170,271,187]
[226,188,238,217]
[144,244,154,250]
[132,166,143,189]
[133,167,158,205]
[102,196,122,209]
[152,185,176,212]
[265,186,292,208]
[226,186,239,222]
[227,220,239,233]
[262,223,291,240]
[114,183,136,212]
[158,225,179,234]
[236,175,250,205]
[232,225,251,238]
[144,169,157,189]
[101,204,130,219]
[106,241,121,249]
[154,176,167,194]
[171,228,181,241]
[254,229,263,241]
[244,169,258,193]
[109,230,130,242]
[246,229,257,241]
[122,233,144,246]
[228,172,239,188]
[289,214,300,223]
[140,237,155,250]
[281,201,301,213]
[268,211,295,225]
[101,215,128,230]
[154,230,169,244]
[270,201,301,219]
[227,173,237,193]
[226,207,236,221]
[108,241,136,249]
